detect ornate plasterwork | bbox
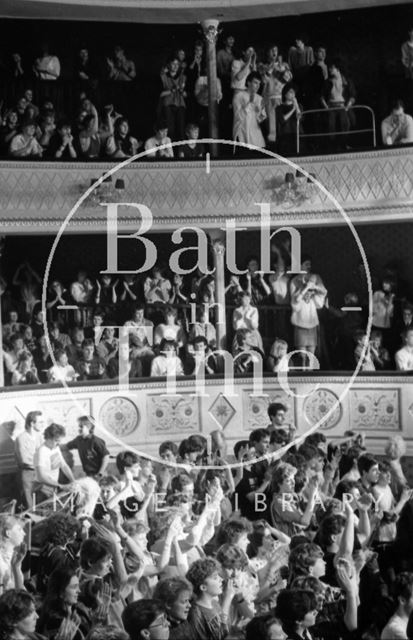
[0,147,412,233]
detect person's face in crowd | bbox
[302,608,318,628]
[315,47,326,62]
[119,343,130,361]
[168,58,180,75]
[392,107,405,124]
[63,575,80,605]
[248,258,259,274]
[311,455,325,473]
[194,45,203,58]
[226,36,235,48]
[268,621,286,640]
[255,436,270,456]
[140,459,153,477]
[403,309,413,325]
[261,528,277,553]
[38,336,48,352]
[181,482,194,499]
[243,47,255,62]
[161,449,176,463]
[74,329,85,345]
[301,259,312,273]
[14,337,24,354]
[168,589,191,622]
[284,87,296,103]
[221,564,241,581]
[236,532,249,553]
[24,89,33,103]
[203,570,223,597]
[91,553,112,577]
[163,343,175,356]
[7,520,25,547]
[23,124,36,138]
[133,308,145,323]
[406,329,413,348]
[43,100,54,111]
[104,327,115,341]
[165,311,176,324]
[268,46,278,61]
[295,38,305,49]
[310,556,326,578]
[193,341,206,355]
[187,126,199,140]
[365,463,380,485]
[247,77,261,94]
[401,589,413,615]
[79,422,92,438]
[101,484,116,503]
[280,472,296,493]
[57,352,69,367]
[240,294,251,308]
[357,333,369,349]
[378,468,391,486]
[272,409,286,426]
[132,526,149,547]
[9,311,18,323]
[156,127,168,141]
[82,344,94,361]
[17,97,28,113]
[93,314,104,327]
[118,120,129,137]
[23,326,33,341]
[79,48,89,63]
[32,414,45,432]
[15,601,39,636]
[114,48,125,62]
[328,64,340,78]
[370,335,382,350]
[148,612,170,640]
[7,110,18,128]
[50,325,60,340]
[176,49,186,62]
[35,310,44,324]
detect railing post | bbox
[209,229,227,349]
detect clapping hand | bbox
[55,613,81,640]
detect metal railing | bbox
[296,105,377,154]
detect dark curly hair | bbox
[42,512,81,546]
[0,589,35,640]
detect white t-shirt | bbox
[34,444,64,486]
[395,347,413,371]
[381,613,408,639]
[15,430,42,468]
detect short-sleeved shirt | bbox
[15,430,42,469]
[34,444,64,486]
[65,435,109,476]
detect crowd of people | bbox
[2,240,413,387]
[1,27,413,161]
[1,409,413,639]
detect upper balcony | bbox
[1,145,413,235]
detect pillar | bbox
[201,19,220,157]
[210,230,227,349]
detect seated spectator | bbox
[11,351,39,385]
[74,338,107,381]
[49,321,72,350]
[232,329,264,374]
[48,348,77,383]
[38,110,56,153]
[32,334,53,383]
[33,43,61,80]
[184,335,217,376]
[187,304,217,349]
[70,270,94,305]
[150,338,184,377]
[276,83,303,156]
[144,121,174,159]
[369,330,391,370]
[321,60,356,149]
[381,100,413,146]
[107,341,142,380]
[154,306,186,349]
[124,304,155,374]
[267,337,289,372]
[47,120,77,159]
[66,327,85,365]
[9,120,43,158]
[3,310,24,341]
[107,45,136,81]
[178,123,204,159]
[395,327,413,371]
[96,326,119,363]
[0,109,19,155]
[354,329,376,371]
[106,117,139,158]
[46,280,69,317]
[3,333,27,379]
[233,71,267,149]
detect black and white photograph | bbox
[0,0,413,638]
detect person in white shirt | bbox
[144,266,172,304]
[15,410,45,509]
[395,328,413,371]
[381,100,413,146]
[9,122,43,158]
[154,306,186,348]
[231,46,257,94]
[33,44,60,80]
[290,268,326,365]
[150,339,184,377]
[144,122,174,159]
[48,348,77,383]
[34,423,75,502]
[381,572,413,639]
[233,72,267,149]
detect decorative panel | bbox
[99,396,140,437]
[242,389,295,431]
[303,388,343,430]
[39,397,92,440]
[208,394,236,430]
[349,388,400,430]
[146,393,201,435]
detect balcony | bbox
[0,145,412,235]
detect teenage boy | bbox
[15,410,45,508]
[64,416,110,478]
